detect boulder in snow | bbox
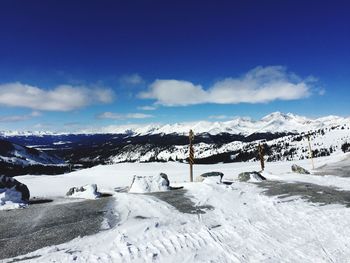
[66,184,101,199]
[129,173,170,193]
[196,172,224,183]
[0,175,30,210]
[238,171,266,182]
[291,164,310,174]
[0,175,30,201]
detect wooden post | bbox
[307,134,315,170]
[189,129,195,182]
[258,144,265,171]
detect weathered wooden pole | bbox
[189,129,195,182]
[307,133,315,170]
[258,143,265,171]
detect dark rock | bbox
[291,164,310,174]
[0,175,30,201]
[159,173,170,186]
[66,184,99,197]
[196,171,224,182]
[66,187,77,196]
[238,171,266,182]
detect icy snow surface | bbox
[5,152,350,262]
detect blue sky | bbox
[0,0,349,132]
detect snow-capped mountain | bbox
[0,112,349,169]
[78,112,349,136]
[1,112,348,137]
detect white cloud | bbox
[208,115,230,120]
[0,111,41,123]
[0,83,115,111]
[139,66,314,106]
[97,112,153,120]
[139,79,207,106]
[120,74,144,85]
[31,111,42,117]
[318,88,326,96]
[0,115,30,122]
[137,105,157,111]
[33,123,52,129]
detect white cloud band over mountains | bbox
[139,66,314,106]
[0,83,114,111]
[97,112,153,120]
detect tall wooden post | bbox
[189,129,195,182]
[258,143,265,171]
[307,133,315,170]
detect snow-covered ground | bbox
[5,152,350,262]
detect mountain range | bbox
[0,112,349,175]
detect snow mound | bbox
[66,184,101,199]
[202,176,222,184]
[129,174,170,193]
[0,188,27,210]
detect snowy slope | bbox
[106,124,350,164]
[0,139,65,166]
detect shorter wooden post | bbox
[307,134,315,170]
[189,129,195,182]
[258,144,265,171]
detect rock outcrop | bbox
[291,164,310,174]
[238,171,266,182]
[196,172,224,183]
[66,184,101,199]
[0,175,30,201]
[129,173,170,193]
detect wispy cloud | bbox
[97,112,154,120]
[0,111,41,123]
[208,115,231,120]
[120,73,144,86]
[137,105,157,111]
[139,66,315,106]
[0,83,115,111]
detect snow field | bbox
[17,152,350,198]
[6,152,350,262]
[11,174,350,262]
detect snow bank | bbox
[129,174,170,193]
[66,184,101,199]
[0,187,27,210]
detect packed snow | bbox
[2,152,349,262]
